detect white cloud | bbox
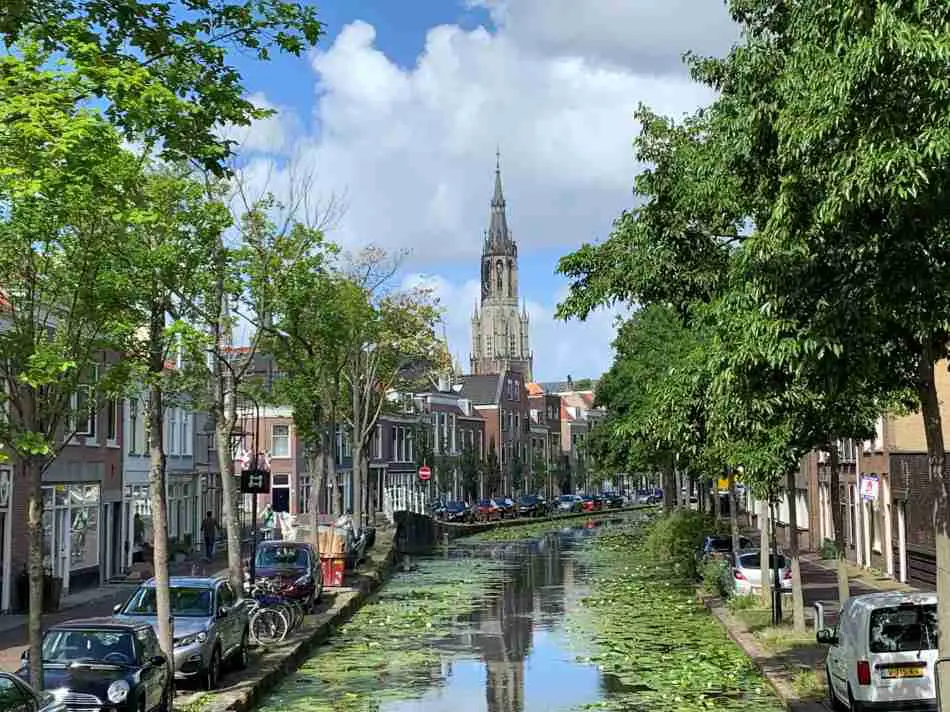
[403,273,621,382]
[228,1,727,378]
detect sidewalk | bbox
[0,552,231,672]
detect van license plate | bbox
[884,667,924,679]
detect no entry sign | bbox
[418,465,431,481]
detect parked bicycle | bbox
[244,579,305,644]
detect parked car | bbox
[697,535,753,569]
[442,501,472,522]
[474,499,501,521]
[0,671,63,712]
[635,488,660,505]
[254,541,323,610]
[115,576,248,689]
[556,494,583,512]
[723,550,791,597]
[18,618,172,712]
[492,497,517,519]
[818,591,938,711]
[602,492,625,508]
[516,495,546,518]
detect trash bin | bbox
[320,554,345,587]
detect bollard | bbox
[813,601,825,632]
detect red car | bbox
[474,499,502,521]
[254,541,324,610]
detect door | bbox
[272,488,290,513]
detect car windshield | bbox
[43,630,136,666]
[869,603,938,653]
[256,546,309,569]
[558,495,573,502]
[738,553,787,570]
[709,538,732,552]
[123,585,213,617]
[446,501,466,511]
[478,499,494,507]
[518,496,537,504]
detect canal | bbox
[256,514,782,712]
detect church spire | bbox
[487,148,512,253]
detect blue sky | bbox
[224,0,734,381]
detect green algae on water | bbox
[256,557,493,712]
[566,522,784,712]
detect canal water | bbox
[255,515,777,712]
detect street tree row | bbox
[557,0,949,652]
[0,0,444,687]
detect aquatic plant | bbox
[568,521,783,712]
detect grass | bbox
[789,668,826,701]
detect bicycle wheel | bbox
[277,602,301,631]
[251,607,289,644]
[285,600,304,629]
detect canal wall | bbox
[176,529,401,712]
[394,504,655,553]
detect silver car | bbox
[115,576,249,689]
[722,549,792,598]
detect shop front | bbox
[42,483,101,594]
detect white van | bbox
[817,591,938,711]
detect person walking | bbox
[201,511,218,561]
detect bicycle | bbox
[250,579,305,630]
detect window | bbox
[180,410,190,456]
[128,398,138,454]
[869,604,938,653]
[373,426,383,459]
[168,409,178,455]
[106,398,118,443]
[272,424,290,457]
[69,366,97,438]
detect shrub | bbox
[701,558,728,596]
[819,538,838,560]
[727,593,760,613]
[643,509,720,580]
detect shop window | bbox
[43,484,100,573]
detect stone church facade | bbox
[470,153,533,380]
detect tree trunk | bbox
[352,441,364,527]
[662,465,675,513]
[759,499,771,607]
[829,442,850,605]
[786,468,806,632]
[148,306,173,657]
[308,451,323,557]
[917,352,950,712]
[698,479,706,514]
[26,457,44,688]
[211,236,244,596]
[729,471,740,554]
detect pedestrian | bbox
[260,503,275,541]
[201,511,217,561]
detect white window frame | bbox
[271,423,290,458]
[69,366,98,440]
[168,408,178,455]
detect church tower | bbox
[470,151,533,380]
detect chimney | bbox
[437,375,450,392]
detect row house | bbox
[540,378,602,494]
[527,383,562,498]
[456,369,529,496]
[6,358,125,610]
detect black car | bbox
[0,671,63,712]
[602,492,625,508]
[19,618,172,712]
[516,495,546,517]
[442,501,472,522]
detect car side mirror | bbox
[113,603,122,614]
[816,628,838,646]
[150,655,166,667]
[20,649,28,662]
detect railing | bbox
[382,485,429,523]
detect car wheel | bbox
[234,629,249,670]
[203,647,221,690]
[825,669,845,711]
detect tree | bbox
[0,50,141,685]
[124,167,227,657]
[529,448,546,496]
[2,0,322,173]
[459,442,480,501]
[509,452,525,496]
[341,247,444,528]
[485,438,500,497]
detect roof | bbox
[49,617,150,631]
[525,382,544,396]
[454,374,502,405]
[849,591,938,609]
[258,540,312,549]
[145,575,225,587]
